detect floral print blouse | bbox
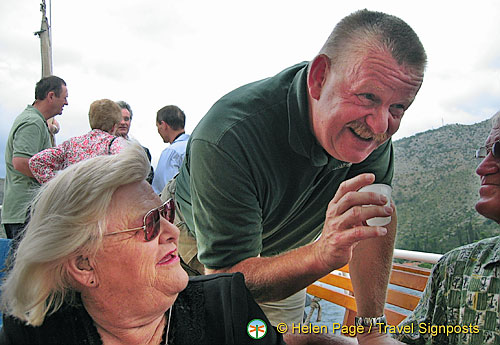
[29,129,127,183]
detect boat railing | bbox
[306,247,444,327]
[393,248,442,264]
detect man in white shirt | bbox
[153,105,189,194]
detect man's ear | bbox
[67,256,98,288]
[308,54,330,100]
[47,91,56,102]
[162,121,171,131]
[156,121,166,130]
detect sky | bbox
[1,1,500,178]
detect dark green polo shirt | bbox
[175,62,393,269]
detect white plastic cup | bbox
[358,184,392,226]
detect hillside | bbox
[392,119,499,253]
[0,177,3,235]
[0,177,3,219]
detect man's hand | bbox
[313,173,394,271]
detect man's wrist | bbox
[354,315,387,328]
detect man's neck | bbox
[32,101,54,121]
[170,130,185,144]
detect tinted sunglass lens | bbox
[142,201,175,241]
[159,200,175,223]
[145,210,160,241]
[167,200,175,223]
[493,142,500,158]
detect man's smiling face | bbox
[117,108,131,138]
[308,49,423,163]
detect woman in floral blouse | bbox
[29,99,128,183]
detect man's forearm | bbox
[12,156,35,178]
[206,241,333,302]
[349,207,397,317]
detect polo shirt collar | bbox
[28,105,47,124]
[286,63,350,169]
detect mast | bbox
[35,0,52,78]
[35,0,59,145]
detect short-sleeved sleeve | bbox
[12,122,49,159]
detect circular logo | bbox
[247,319,267,339]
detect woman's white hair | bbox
[0,141,149,326]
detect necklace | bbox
[165,305,173,345]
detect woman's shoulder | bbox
[0,300,99,345]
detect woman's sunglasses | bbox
[105,199,175,241]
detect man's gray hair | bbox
[491,110,500,128]
[116,100,133,119]
[319,9,427,74]
[0,141,149,326]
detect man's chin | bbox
[331,147,375,164]
[475,201,500,224]
[329,152,368,164]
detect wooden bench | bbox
[306,262,431,326]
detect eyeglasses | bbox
[475,140,500,159]
[105,199,175,241]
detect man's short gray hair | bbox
[0,141,149,326]
[491,110,500,128]
[319,9,427,74]
[116,100,133,119]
